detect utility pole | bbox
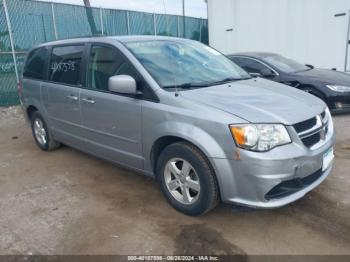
[335,11,350,71]
[83,0,98,35]
[182,0,185,37]
[345,11,350,71]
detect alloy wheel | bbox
[33,118,47,146]
[164,158,200,205]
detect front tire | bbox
[30,111,60,151]
[156,142,219,216]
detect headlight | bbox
[326,85,350,92]
[229,124,291,152]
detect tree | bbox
[83,0,98,35]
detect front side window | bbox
[125,40,250,89]
[88,45,139,91]
[23,47,48,80]
[232,57,270,75]
[49,45,84,85]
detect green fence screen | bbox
[0,0,208,106]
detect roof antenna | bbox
[161,0,179,96]
[174,62,179,97]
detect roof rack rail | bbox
[60,34,105,40]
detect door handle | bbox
[66,95,78,101]
[82,98,95,104]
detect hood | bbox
[293,68,350,86]
[181,78,325,125]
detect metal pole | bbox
[100,7,104,35]
[345,10,350,71]
[3,0,19,83]
[126,11,130,35]
[199,19,202,42]
[177,15,180,37]
[153,13,157,36]
[41,14,47,42]
[182,0,185,37]
[51,1,58,40]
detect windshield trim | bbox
[261,55,309,74]
[293,67,312,73]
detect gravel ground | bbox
[0,106,349,255]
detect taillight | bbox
[18,81,22,98]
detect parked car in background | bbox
[20,36,335,216]
[229,52,350,113]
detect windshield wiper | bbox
[208,77,249,86]
[163,77,251,89]
[163,82,211,89]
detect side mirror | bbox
[108,75,137,95]
[260,68,275,77]
[305,64,314,69]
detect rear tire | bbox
[156,142,219,216]
[30,111,60,151]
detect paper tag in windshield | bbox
[179,48,185,56]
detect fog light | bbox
[335,102,343,109]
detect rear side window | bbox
[49,45,84,85]
[23,47,48,80]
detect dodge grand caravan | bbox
[20,36,335,216]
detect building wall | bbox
[208,0,350,71]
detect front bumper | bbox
[327,93,350,113]
[211,126,335,208]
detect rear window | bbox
[49,45,84,86]
[23,47,48,80]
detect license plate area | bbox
[322,147,334,171]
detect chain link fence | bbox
[0,0,208,106]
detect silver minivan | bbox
[20,36,335,216]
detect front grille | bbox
[293,117,317,133]
[293,111,328,149]
[265,169,323,200]
[301,132,321,148]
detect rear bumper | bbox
[210,128,335,209]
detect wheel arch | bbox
[299,84,326,99]
[150,136,190,174]
[150,135,222,201]
[26,105,38,120]
[149,131,225,177]
[146,120,229,172]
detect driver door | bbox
[80,44,143,170]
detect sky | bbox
[39,0,208,18]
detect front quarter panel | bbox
[142,91,246,175]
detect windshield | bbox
[263,54,310,73]
[125,40,250,89]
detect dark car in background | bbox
[229,52,350,113]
